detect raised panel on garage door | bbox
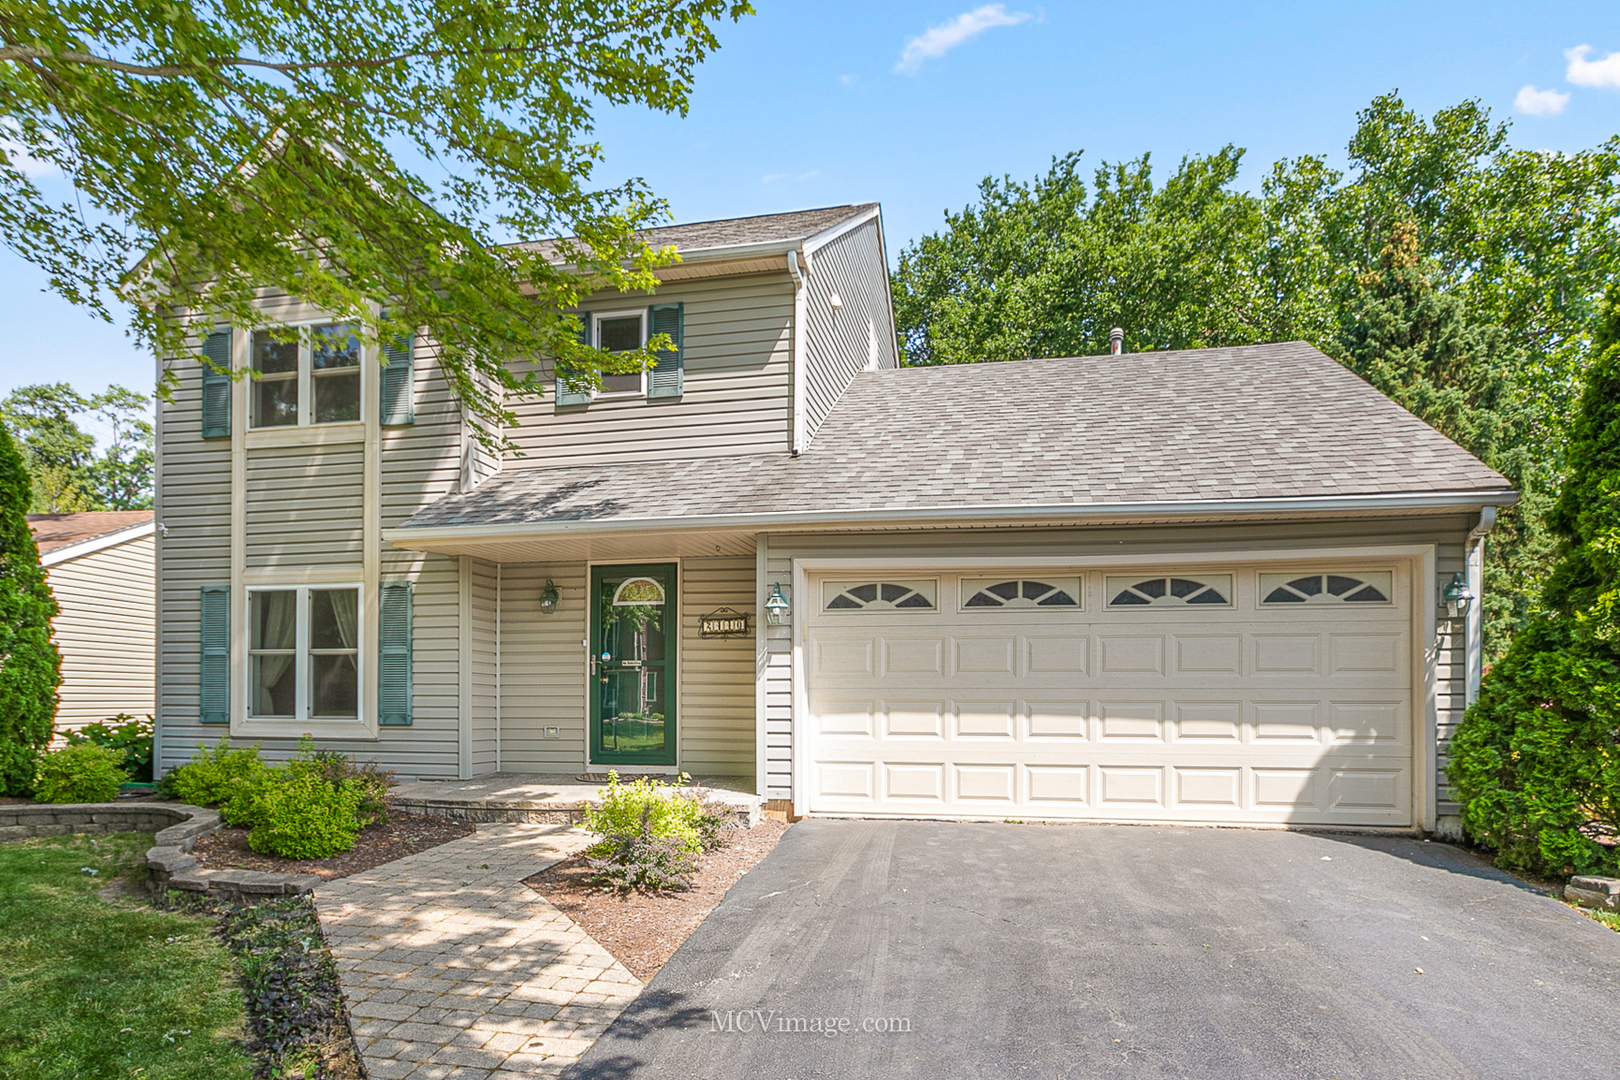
[804,566,1413,827]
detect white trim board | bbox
[40,520,155,567]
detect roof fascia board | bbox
[39,520,156,567]
[800,205,882,261]
[382,490,1520,549]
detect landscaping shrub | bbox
[0,420,61,796]
[247,772,365,859]
[285,737,393,826]
[31,742,128,803]
[1447,285,1620,877]
[65,714,154,782]
[582,771,707,854]
[584,805,700,893]
[165,741,267,807]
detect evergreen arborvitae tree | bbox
[0,421,60,795]
[1340,220,1544,658]
[1446,285,1620,876]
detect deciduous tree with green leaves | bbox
[0,0,753,432]
[1446,287,1620,877]
[0,419,61,796]
[0,383,154,510]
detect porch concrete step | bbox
[388,773,762,828]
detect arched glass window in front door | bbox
[612,577,666,606]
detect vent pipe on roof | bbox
[1108,327,1124,355]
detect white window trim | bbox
[592,309,648,399]
[248,317,366,431]
[242,581,367,737]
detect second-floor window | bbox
[252,323,362,427]
[595,311,646,395]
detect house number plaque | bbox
[700,607,750,638]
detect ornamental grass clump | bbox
[31,743,127,803]
[1447,286,1620,877]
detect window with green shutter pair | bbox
[197,327,417,437]
[198,583,413,725]
[557,303,683,407]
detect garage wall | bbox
[761,516,1474,812]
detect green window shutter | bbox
[378,582,413,726]
[380,326,415,425]
[647,302,684,399]
[555,313,591,408]
[201,330,231,439]
[199,585,229,724]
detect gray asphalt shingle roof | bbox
[518,204,876,262]
[398,342,1512,533]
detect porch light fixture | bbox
[764,582,790,626]
[1442,573,1473,618]
[539,579,560,615]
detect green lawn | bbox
[0,833,254,1080]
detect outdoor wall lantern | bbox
[764,582,791,625]
[539,579,561,615]
[1442,573,1473,619]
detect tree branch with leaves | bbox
[0,0,753,436]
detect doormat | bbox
[575,773,680,784]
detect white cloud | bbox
[1515,84,1570,116]
[1566,44,1620,88]
[839,73,859,87]
[895,4,1031,75]
[761,172,787,183]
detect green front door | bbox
[590,564,677,766]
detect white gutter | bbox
[382,490,1520,549]
[40,519,156,567]
[1464,505,1497,705]
[787,249,808,456]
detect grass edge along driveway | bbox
[0,832,254,1080]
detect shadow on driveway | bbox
[566,820,1620,1080]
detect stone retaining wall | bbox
[0,801,318,898]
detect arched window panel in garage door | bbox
[960,577,1082,610]
[1259,571,1393,605]
[1106,574,1232,608]
[821,580,938,612]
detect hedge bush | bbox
[246,772,366,859]
[165,741,267,807]
[1447,286,1620,877]
[0,421,60,796]
[32,743,128,803]
[581,772,741,892]
[64,714,153,782]
[582,772,707,854]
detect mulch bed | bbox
[190,812,474,881]
[524,818,790,981]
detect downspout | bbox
[1464,506,1496,706]
[787,249,807,456]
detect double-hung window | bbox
[251,323,363,428]
[594,311,647,395]
[249,586,361,720]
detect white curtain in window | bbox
[328,589,359,650]
[254,591,297,715]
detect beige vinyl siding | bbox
[765,515,1473,809]
[469,558,499,774]
[506,273,795,469]
[47,533,156,733]
[498,563,589,771]
[156,330,235,775]
[802,217,897,447]
[762,547,794,799]
[244,444,364,568]
[680,556,755,776]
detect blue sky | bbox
[3,0,1618,423]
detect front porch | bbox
[390,772,762,826]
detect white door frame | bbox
[790,544,1439,825]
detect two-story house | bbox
[154,202,1515,833]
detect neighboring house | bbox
[30,511,157,733]
[153,202,1516,834]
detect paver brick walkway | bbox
[315,823,643,1080]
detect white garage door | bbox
[804,565,1415,826]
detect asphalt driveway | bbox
[566,819,1620,1080]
